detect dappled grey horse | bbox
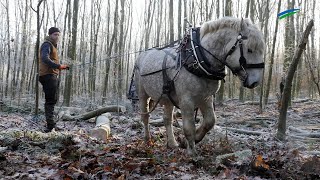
[134,17,265,157]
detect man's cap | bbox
[48,27,60,35]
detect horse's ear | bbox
[240,18,248,31]
[255,22,262,30]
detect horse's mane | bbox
[200,17,265,54]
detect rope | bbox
[71,42,179,67]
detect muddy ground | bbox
[0,99,319,179]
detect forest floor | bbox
[0,98,320,179]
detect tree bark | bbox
[277,20,314,140]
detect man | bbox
[39,27,68,132]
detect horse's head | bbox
[200,17,265,89]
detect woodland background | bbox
[0,0,319,109]
[0,1,320,179]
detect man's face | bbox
[50,32,60,43]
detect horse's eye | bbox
[248,49,253,53]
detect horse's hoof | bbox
[187,149,198,159]
[167,141,179,149]
[177,137,187,149]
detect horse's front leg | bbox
[180,100,197,157]
[195,96,216,143]
[163,103,178,148]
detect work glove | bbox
[59,64,69,70]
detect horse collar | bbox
[180,28,227,81]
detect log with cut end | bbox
[89,113,111,142]
[61,105,126,121]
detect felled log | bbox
[288,126,309,133]
[89,113,111,142]
[240,100,277,105]
[301,112,320,118]
[61,105,126,121]
[292,98,311,103]
[293,133,320,138]
[215,149,252,164]
[218,126,265,136]
[149,119,164,127]
[288,135,320,142]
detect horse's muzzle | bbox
[243,78,259,89]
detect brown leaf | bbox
[104,165,112,172]
[253,155,270,170]
[117,174,125,180]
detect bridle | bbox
[185,27,265,82]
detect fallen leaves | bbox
[0,99,320,179]
[253,155,270,170]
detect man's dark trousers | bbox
[39,74,58,129]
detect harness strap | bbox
[141,67,172,76]
[162,53,180,109]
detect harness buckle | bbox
[192,62,199,69]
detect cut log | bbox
[216,149,252,164]
[288,126,309,133]
[288,135,320,142]
[240,100,277,105]
[89,113,111,142]
[292,98,311,103]
[301,112,320,118]
[61,105,126,121]
[149,119,164,127]
[217,126,265,136]
[294,133,320,138]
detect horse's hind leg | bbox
[140,96,151,142]
[195,96,216,143]
[163,103,178,148]
[136,79,151,142]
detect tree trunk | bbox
[102,0,119,103]
[277,20,314,140]
[5,0,11,98]
[64,0,79,106]
[169,0,174,42]
[217,0,232,104]
[264,0,281,105]
[33,0,44,115]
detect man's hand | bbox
[59,64,69,70]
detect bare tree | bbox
[63,0,79,106]
[264,0,282,106]
[217,0,232,103]
[102,0,119,103]
[277,20,314,140]
[169,0,174,42]
[31,0,44,115]
[3,0,11,98]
